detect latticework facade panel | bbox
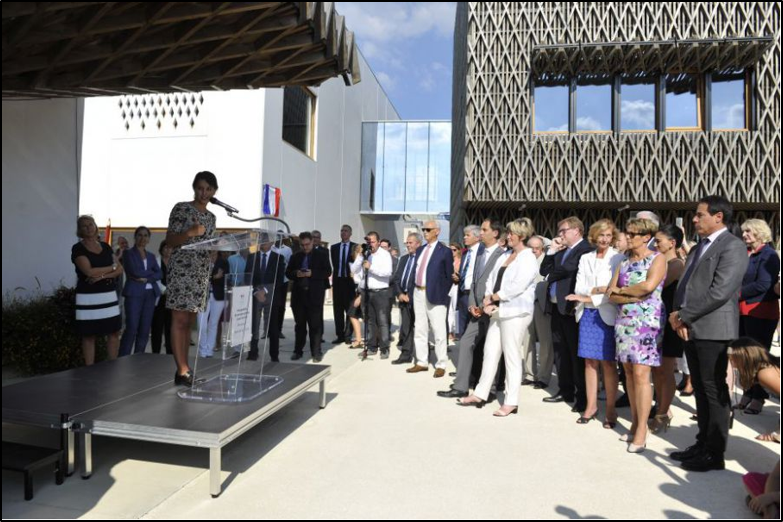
[452,2,780,240]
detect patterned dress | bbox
[165,202,216,313]
[615,253,664,367]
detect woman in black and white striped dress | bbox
[71,215,124,365]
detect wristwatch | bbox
[112,263,118,271]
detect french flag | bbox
[263,184,281,217]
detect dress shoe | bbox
[313,354,324,363]
[521,379,536,386]
[680,453,725,472]
[279,332,286,339]
[291,353,303,361]
[331,338,345,345]
[437,389,468,398]
[270,356,279,363]
[391,357,412,365]
[533,381,548,389]
[670,444,705,462]
[174,370,195,387]
[543,395,567,403]
[247,351,259,361]
[449,371,457,377]
[380,350,390,360]
[456,397,486,408]
[433,368,446,378]
[406,365,429,374]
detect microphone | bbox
[210,197,239,214]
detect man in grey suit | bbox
[521,236,554,389]
[437,219,505,398]
[669,195,749,472]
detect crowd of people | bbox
[71,175,779,515]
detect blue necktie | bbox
[261,252,267,275]
[402,255,414,291]
[302,253,310,270]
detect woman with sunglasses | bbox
[606,218,666,453]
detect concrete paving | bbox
[3,307,780,519]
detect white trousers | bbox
[474,313,532,407]
[413,288,449,369]
[198,294,226,357]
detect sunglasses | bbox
[422,228,435,233]
[625,231,647,238]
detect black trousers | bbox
[332,278,356,341]
[739,315,778,401]
[685,339,731,456]
[366,288,392,351]
[277,282,289,334]
[251,299,281,360]
[292,292,324,357]
[550,306,585,405]
[151,295,172,354]
[397,299,415,359]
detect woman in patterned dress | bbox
[165,171,218,386]
[606,218,666,453]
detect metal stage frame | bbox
[2,354,330,497]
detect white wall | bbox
[2,98,81,298]
[80,90,266,230]
[262,51,400,245]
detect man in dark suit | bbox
[669,195,749,472]
[407,220,454,378]
[312,230,328,345]
[454,224,483,338]
[330,225,357,344]
[391,232,422,364]
[540,216,594,412]
[286,231,331,362]
[248,233,286,362]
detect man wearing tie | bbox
[407,220,454,378]
[286,231,331,362]
[454,225,482,338]
[669,195,748,472]
[540,217,594,412]
[330,225,357,344]
[438,219,505,397]
[391,232,422,364]
[248,233,286,362]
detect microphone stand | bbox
[360,250,371,361]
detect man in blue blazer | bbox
[406,220,454,377]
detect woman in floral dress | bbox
[166,171,218,386]
[607,218,667,453]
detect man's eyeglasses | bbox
[557,227,572,236]
[626,231,643,238]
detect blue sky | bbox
[335,2,456,121]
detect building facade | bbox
[452,2,780,241]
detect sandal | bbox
[603,417,617,430]
[350,340,364,349]
[755,432,781,443]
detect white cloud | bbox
[576,117,604,131]
[376,71,395,92]
[713,103,745,129]
[621,99,655,129]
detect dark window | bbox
[282,87,315,156]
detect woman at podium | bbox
[165,171,218,386]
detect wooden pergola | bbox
[2,2,361,99]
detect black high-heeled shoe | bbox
[576,414,597,424]
[174,370,195,387]
[456,397,486,408]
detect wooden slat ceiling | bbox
[532,36,774,78]
[2,2,362,99]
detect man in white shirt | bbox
[454,225,482,338]
[363,231,394,358]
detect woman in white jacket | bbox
[566,219,624,428]
[458,218,539,416]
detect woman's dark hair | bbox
[158,239,169,256]
[193,171,218,190]
[657,224,684,248]
[134,226,151,238]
